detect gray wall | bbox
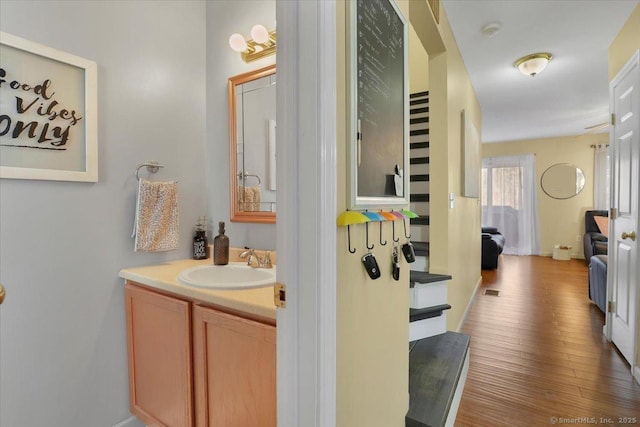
[206,0,276,250]
[0,1,206,426]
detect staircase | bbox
[409,91,430,272]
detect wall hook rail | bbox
[365,222,375,250]
[347,225,357,253]
[135,161,164,181]
[403,218,411,239]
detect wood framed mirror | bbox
[228,65,276,223]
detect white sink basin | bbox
[177,263,276,290]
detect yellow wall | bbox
[409,22,429,93]
[410,1,483,331]
[336,2,409,425]
[609,3,640,79]
[335,1,482,423]
[608,0,640,382]
[482,134,609,259]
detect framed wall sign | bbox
[0,32,98,182]
[348,0,409,209]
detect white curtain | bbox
[481,154,541,255]
[593,144,610,210]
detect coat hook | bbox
[347,225,357,254]
[379,221,387,246]
[403,218,411,239]
[392,220,400,243]
[365,222,375,250]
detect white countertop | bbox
[119,258,277,321]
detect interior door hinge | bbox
[610,207,617,220]
[274,282,286,308]
[611,113,616,126]
[608,301,615,313]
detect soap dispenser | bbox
[213,221,229,265]
[192,216,209,260]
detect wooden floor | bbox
[455,255,640,427]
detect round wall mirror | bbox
[540,163,586,199]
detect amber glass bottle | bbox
[213,221,229,265]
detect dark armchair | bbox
[482,227,505,270]
[583,210,608,263]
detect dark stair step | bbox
[410,106,429,114]
[410,142,429,149]
[410,116,429,125]
[410,174,429,182]
[406,331,470,427]
[410,194,429,202]
[409,304,451,323]
[411,241,429,257]
[410,157,429,165]
[409,271,452,287]
[410,217,430,226]
[410,91,429,99]
[410,128,429,136]
[410,98,429,106]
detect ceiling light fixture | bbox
[480,22,501,37]
[514,52,553,77]
[229,24,276,63]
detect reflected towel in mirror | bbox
[132,179,179,252]
[237,186,261,212]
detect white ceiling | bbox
[442,0,639,143]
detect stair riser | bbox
[410,280,448,309]
[409,313,447,341]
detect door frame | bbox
[275,1,337,426]
[605,49,640,381]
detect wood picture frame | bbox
[0,31,98,182]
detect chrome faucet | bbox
[239,248,273,269]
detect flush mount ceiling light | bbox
[229,24,276,63]
[514,52,553,77]
[480,22,501,37]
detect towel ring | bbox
[237,171,262,186]
[136,162,164,181]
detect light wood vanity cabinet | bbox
[124,282,276,427]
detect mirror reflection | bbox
[540,163,586,199]
[228,65,276,223]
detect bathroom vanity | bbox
[119,256,276,427]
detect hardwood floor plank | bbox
[455,256,640,426]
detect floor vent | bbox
[484,289,500,296]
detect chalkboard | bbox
[349,0,408,208]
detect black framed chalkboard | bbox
[349,0,408,208]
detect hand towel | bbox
[237,186,261,212]
[132,179,179,252]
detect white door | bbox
[609,50,639,368]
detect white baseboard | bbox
[113,415,144,427]
[456,276,482,332]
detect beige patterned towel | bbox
[237,186,261,212]
[132,179,179,252]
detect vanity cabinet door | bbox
[193,305,276,427]
[125,283,193,427]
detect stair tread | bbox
[410,194,430,202]
[410,106,429,114]
[410,174,429,182]
[410,157,429,165]
[410,217,429,226]
[410,129,429,136]
[409,304,452,322]
[410,142,429,149]
[410,98,429,106]
[406,331,470,427]
[409,271,451,286]
[410,90,429,99]
[410,116,429,125]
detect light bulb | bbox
[229,33,247,52]
[251,24,269,44]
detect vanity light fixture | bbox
[229,24,276,63]
[514,52,552,77]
